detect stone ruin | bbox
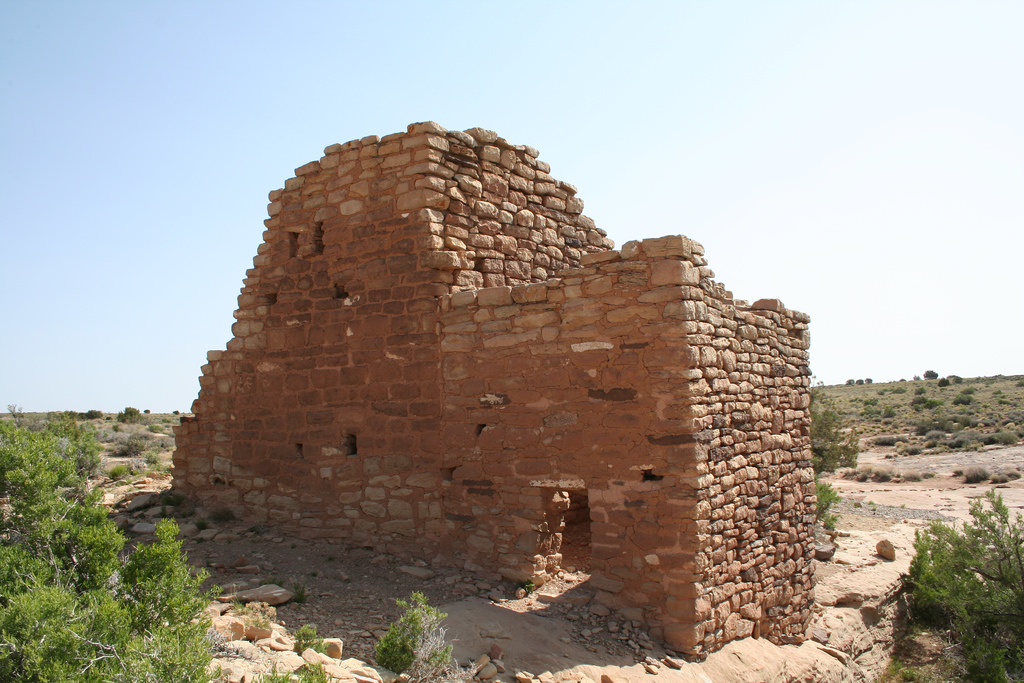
[172,122,815,657]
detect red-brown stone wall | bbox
[434,235,813,655]
[173,123,813,659]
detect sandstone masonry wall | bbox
[173,123,813,658]
[435,236,813,654]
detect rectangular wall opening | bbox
[561,489,592,573]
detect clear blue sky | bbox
[2,1,1022,412]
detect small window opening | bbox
[295,443,304,459]
[287,231,299,258]
[443,467,456,482]
[334,283,349,300]
[211,475,227,486]
[260,292,277,306]
[475,424,487,437]
[311,222,324,255]
[342,434,357,456]
[641,468,664,482]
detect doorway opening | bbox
[560,489,592,573]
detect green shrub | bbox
[81,409,104,420]
[39,412,102,479]
[964,466,990,484]
[292,582,308,603]
[116,406,143,424]
[923,370,939,380]
[937,377,950,387]
[0,421,213,682]
[810,389,858,472]
[953,394,974,406]
[294,624,326,654]
[260,664,328,683]
[907,491,1024,680]
[375,592,454,677]
[873,435,898,447]
[815,479,840,530]
[107,463,132,480]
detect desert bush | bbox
[923,370,939,380]
[990,431,1018,445]
[874,467,894,482]
[811,389,858,472]
[815,479,840,530]
[964,466,990,484]
[1004,469,1022,481]
[882,405,896,419]
[375,592,458,679]
[915,415,954,436]
[117,406,143,424]
[80,409,104,420]
[949,375,964,384]
[924,430,947,441]
[873,435,899,447]
[914,387,927,396]
[113,432,150,458]
[0,421,213,682]
[907,491,1024,680]
[234,601,275,629]
[953,394,974,406]
[108,463,132,480]
[260,664,329,683]
[937,377,950,387]
[961,386,977,394]
[293,623,326,654]
[990,472,1010,484]
[39,412,102,479]
[902,470,923,481]
[902,446,923,456]
[922,471,936,479]
[949,430,983,450]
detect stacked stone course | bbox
[174,122,814,657]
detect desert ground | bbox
[89,434,1020,682]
